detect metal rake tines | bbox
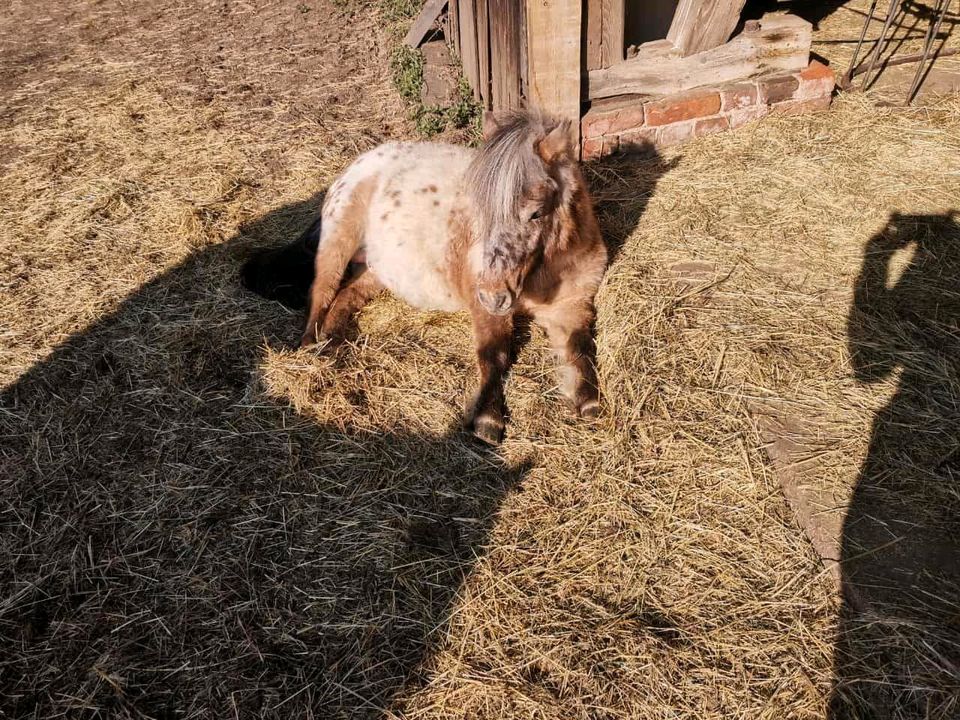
[842,0,959,105]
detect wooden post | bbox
[667,0,748,57]
[585,0,624,71]
[601,0,625,67]
[525,0,582,149]
[585,0,603,71]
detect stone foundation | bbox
[581,60,836,159]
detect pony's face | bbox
[469,113,575,316]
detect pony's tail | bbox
[240,215,321,309]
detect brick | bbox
[800,59,834,83]
[759,74,800,104]
[581,103,646,137]
[797,59,836,100]
[771,95,832,116]
[657,120,696,147]
[618,126,659,154]
[695,115,730,137]
[581,135,619,160]
[720,82,759,111]
[644,90,721,126]
[726,105,769,129]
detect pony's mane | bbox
[463,109,565,272]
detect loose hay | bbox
[2,1,960,718]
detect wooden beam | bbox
[601,0,625,68]
[404,0,448,48]
[667,0,748,57]
[489,0,521,111]
[525,0,581,139]
[587,13,811,99]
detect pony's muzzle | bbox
[477,288,514,316]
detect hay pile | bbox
[2,1,959,718]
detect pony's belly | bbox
[366,238,463,312]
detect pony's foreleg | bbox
[464,311,515,445]
[317,268,384,343]
[534,301,601,419]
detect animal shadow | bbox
[0,195,528,718]
[831,211,960,719]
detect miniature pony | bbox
[302,109,608,443]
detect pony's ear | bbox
[481,111,501,142]
[536,119,575,163]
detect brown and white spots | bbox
[428,184,437,193]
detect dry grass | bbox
[2,1,960,718]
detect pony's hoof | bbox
[578,399,601,420]
[300,333,336,350]
[465,413,505,445]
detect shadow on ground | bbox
[831,211,960,719]
[0,147,673,718]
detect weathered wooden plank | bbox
[476,0,491,108]
[585,0,603,72]
[601,0,625,68]
[667,0,748,57]
[525,0,581,139]
[459,0,481,101]
[518,0,528,102]
[449,0,460,58]
[404,0,448,48]
[588,12,811,99]
[489,0,521,111]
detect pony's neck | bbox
[545,173,587,260]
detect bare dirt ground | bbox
[2,1,959,719]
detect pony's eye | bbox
[529,209,543,221]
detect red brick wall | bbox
[581,60,835,160]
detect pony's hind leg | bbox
[464,310,515,445]
[301,180,374,347]
[534,301,601,419]
[316,267,384,345]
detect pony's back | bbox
[318,141,475,312]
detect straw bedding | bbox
[2,1,958,717]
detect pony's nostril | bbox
[478,289,513,315]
